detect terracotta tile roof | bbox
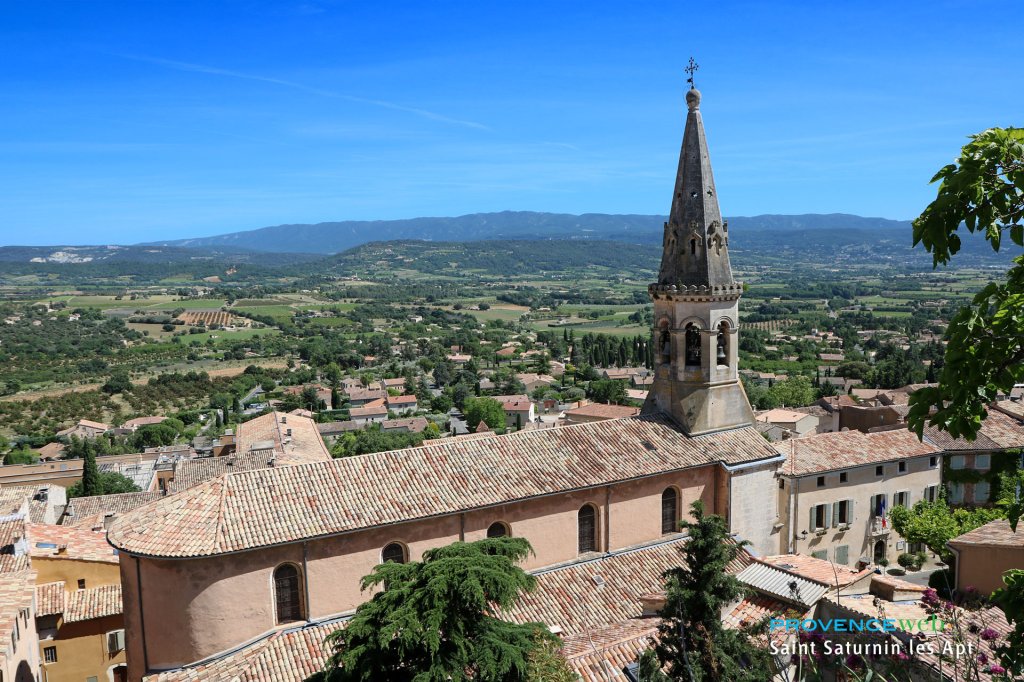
[995,400,1024,420]
[566,404,641,420]
[109,416,780,558]
[122,416,168,428]
[505,536,750,635]
[757,409,813,424]
[169,452,281,494]
[0,515,29,574]
[345,387,385,402]
[386,394,417,405]
[562,619,658,681]
[0,570,36,656]
[62,492,164,527]
[349,405,387,418]
[235,412,331,466]
[949,519,1024,548]
[778,429,941,476]
[760,554,873,588]
[923,409,1024,451]
[146,619,338,682]
[381,418,429,434]
[28,523,120,564]
[64,584,123,623]
[0,486,33,516]
[35,580,65,617]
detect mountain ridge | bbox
[142,211,913,255]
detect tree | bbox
[653,501,773,681]
[464,397,506,432]
[888,497,1003,562]
[3,447,38,465]
[993,569,1024,678]
[907,128,1024,441]
[68,471,140,498]
[768,375,815,407]
[531,353,551,375]
[589,379,627,405]
[309,537,554,682]
[101,370,132,395]
[80,439,100,496]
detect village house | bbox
[491,394,536,429]
[385,394,418,415]
[348,401,388,425]
[56,420,109,440]
[777,429,943,566]
[755,409,819,438]
[28,523,127,682]
[514,372,557,394]
[948,519,1024,596]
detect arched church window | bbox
[689,238,697,255]
[684,324,701,366]
[382,542,407,564]
[578,504,597,554]
[487,522,510,538]
[716,321,729,367]
[661,488,679,535]
[273,563,305,624]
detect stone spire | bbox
[657,87,736,289]
[644,82,754,436]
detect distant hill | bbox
[144,212,913,255]
[325,239,660,278]
[0,244,319,267]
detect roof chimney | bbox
[103,512,117,531]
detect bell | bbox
[717,339,727,363]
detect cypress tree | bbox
[81,439,100,497]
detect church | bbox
[108,84,787,680]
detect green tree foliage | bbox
[888,497,1004,561]
[309,537,554,682]
[768,375,816,407]
[3,447,38,465]
[992,569,1024,677]
[131,423,179,449]
[653,501,774,681]
[80,439,100,496]
[67,471,141,498]
[588,379,627,405]
[101,370,132,395]
[464,397,506,432]
[330,426,425,457]
[908,128,1024,440]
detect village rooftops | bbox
[756,409,811,424]
[778,428,941,477]
[565,403,641,420]
[922,405,1024,451]
[62,491,164,527]
[108,415,780,559]
[235,411,331,466]
[349,404,387,418]
[28,523,120,564]
[948,519,1024,549]
[64,584,123,623]
[760,553,873,588]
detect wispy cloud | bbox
[111,53,490,131]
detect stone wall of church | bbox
[122,466,718,678]
[727,462,782,557]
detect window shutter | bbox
[835,545,849,565]
[107,630,125,653]
[848,499,854,524]
[809,505,816,531]
[831,503,839,528]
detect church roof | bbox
[657,87,736,289]
[108,416,780,559]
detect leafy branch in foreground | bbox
[908,127,1024,441]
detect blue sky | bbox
[1,1,1021,245]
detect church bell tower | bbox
[644,80,755,435]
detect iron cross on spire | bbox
[685,57,699,89]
